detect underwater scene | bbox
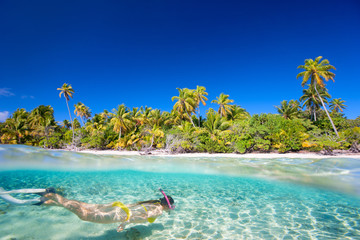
[0,145,359,240]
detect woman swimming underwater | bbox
[0,187,175,232]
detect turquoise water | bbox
[0,145,359,239]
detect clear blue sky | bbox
[1,0,359,122]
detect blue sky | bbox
[1,0,359,122]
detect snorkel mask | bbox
[159,188,175,210]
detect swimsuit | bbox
[112,201,157,223]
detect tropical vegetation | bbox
[1,57,359,154]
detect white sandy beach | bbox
[79,149,360,159]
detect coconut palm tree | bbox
[2,108,29,143]
[148,109,169,127]
[74,102,85,125]
[194,86,208,127]
[29,105,56,145]
[57,83,75,144]
[172,88,196,127]
[330,98,347,113]
[111,104,133,146]
[145,125,164,150]
[73,118,81,129]
[300,84,331,121]
[61,119,71,129]
[130,107,142,127]
[139,106,152,126]
[228,105,250,121]
[211,93,234,117]
[297,56,339,137]
[99,110,111,124]
[74,102,91,126]
[203,108,232,140]
[275,100,300,120]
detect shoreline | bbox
[77,149,360,159]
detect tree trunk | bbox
[197,108,201,127]
[187,112,196,127]
[148,134,154,150]
[314,83,339,137]
[117,127,122,151]
[66,99,75,146]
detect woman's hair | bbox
[136,199,160,205]
[136,196,174,208]
[160,195,174,207]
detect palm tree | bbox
[275,100,300,120]
[139,106,152,126]
[300,84,331,121]
[148,109,170,127]
[297,56,339,137]
[74,102,85,125]
[194,86,208,127]
[99,110,111,124]
[74,102,91,126]
[73,118,81,129]
[61,119,71,129]
[2,108,29,143]
[330,98,347,113]
[111,104,133,146]
[145,125,164,150]
[228,105,250,121]
[211,93,234,117]
[203,108,232,140]
[29,105,56,145]
[130,107,142,127]
[57,83,75,144]
[172,88,196,127]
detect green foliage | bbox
[234,135,254,153]
[341,126,360,145]
[1,84,356,154]
[269,119,306,153]
[40,132,63,149]
[197,132,232,153]
[314,111,350,132]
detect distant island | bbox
[1,57,359,154]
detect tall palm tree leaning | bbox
[57,83,75,145]
[297,56,339,137]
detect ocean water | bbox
[0,145,359,240]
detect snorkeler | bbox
[0,187,175,232]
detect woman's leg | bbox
[43,193,123,223]
[43,193,93,220]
